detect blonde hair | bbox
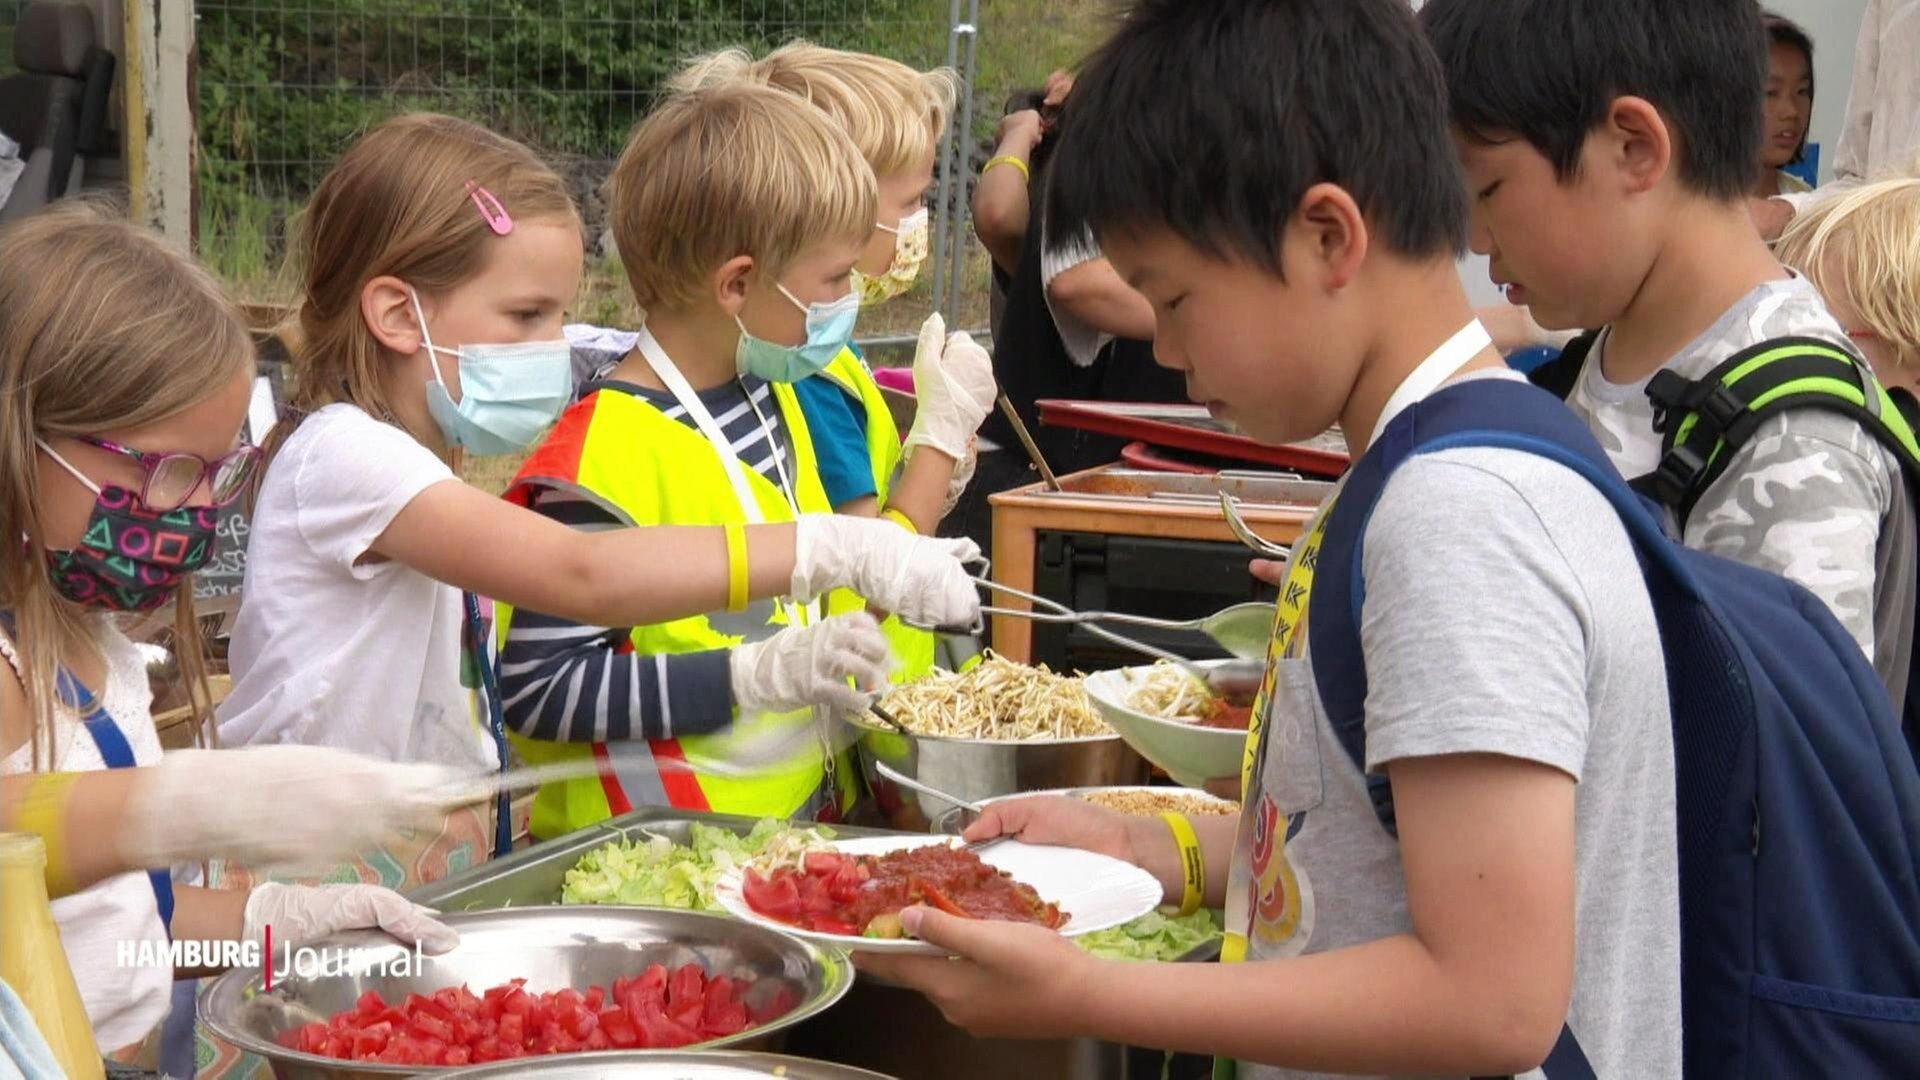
[670,41,959,179]
[279,113,578,451]
[0,202,255,767]
[609,82,877,312]
[1777,171,1920,372]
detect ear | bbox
[361,275,425,355]
[1602,96,1671,195]
[711,255,757,318]
[1290,182,1369,292]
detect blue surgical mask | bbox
[411,288,573,456]
[735,284,859,383]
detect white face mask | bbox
[850,207,931,307]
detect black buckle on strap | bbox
[1646,445,1708,507]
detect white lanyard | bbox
[633,327,817,627]
[1368,320,1495,448]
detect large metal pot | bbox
[850,717,1150,832]
[427,1050,894,1079]
[199,908,853,1079]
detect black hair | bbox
[1044,0,1468,277]
[1421,0,1768,200]
[1763,12,1816,166]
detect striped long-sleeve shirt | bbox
[497,370,801,743]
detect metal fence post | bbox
[928,0,966,322]
[941,0,980,325]
[126,0,196,246]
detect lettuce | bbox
[1072,909,1222,962]
[560,820,835,911]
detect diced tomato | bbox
[703,1000,751,1037]
[583,985,604,1012]
[667,964,705,1008]
[584,1027,612,1051]
[354,990,386,1018]
[702,976,736,1017]
[602,1009,640,1049]
[282,1022,325,1053]
[500,987,531,1017]
[742,867,802,919]
[803,850,848,875]
[826,861,864,903]
[443,1046,471,1066]
[497,1011,525,1048]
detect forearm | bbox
[1047,262,1157,340]
[1074,934,1556,1075]
[572,523,798,627]
[972,132,1040,274]
[1122,810,1237,907]
[170,884,251,977]
[884,450,961,534]
[0,770,143,894]
[499,616,735,743]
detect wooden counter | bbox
[987,466,1317,662]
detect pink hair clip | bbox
[464,180,513,236]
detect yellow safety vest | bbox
[815,349,938,682]
[498,380,861,840]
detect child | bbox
[1756,14,1817,199]
[1776,172,1920,410]
[0,202,466,1065]
[665,43,997,675]
[497,84,958,837]
[217,114,980,854]
[1423,0,1917,717]
[861,2,1681,1076]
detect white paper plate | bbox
[713,835,1164,956]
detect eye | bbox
[1165,294,1188,313]
[512,309,543,322]
[1476,180,1502,202]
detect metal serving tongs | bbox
[970,578,1266,699]
[869,754,1010,854]
[1219,491,1293,560]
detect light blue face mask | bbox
[735,283,859,383]
[412,289,574,456]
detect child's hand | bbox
[730,612,896,716]
[995,109,1044,154]
[856,907,1099,1040]
[1249,558,1287,588]
[964,794,1187,906]
[905,315,998,463]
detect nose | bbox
[1467,210,1495,258]
[1151,327,1189,373]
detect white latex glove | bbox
[791,514,981,630]
[121,746,473,871]
[904,313,998,462]
[242,882,460,954]
[731,612,896,716]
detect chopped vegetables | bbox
[742,845,1064,939]
[560,820,834,910]
[278,965,787,1065]
[1073,909,1222,962]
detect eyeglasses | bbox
[74,435,261,511]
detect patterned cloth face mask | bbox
[850,207,931,307]
[34,439,221,612]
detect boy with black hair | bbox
[1423,0,1917,717]
[860,1,1681,1076]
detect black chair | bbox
[0,0,116,221]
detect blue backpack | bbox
[1308,377,1920,1078]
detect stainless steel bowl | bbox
[851,717,1150,832]
[428,1050,894,1079]
[199,907,854,1079]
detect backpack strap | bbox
[1524,329,1599,403]
[1641,335,1920,528]
[1308,378,1671,1080]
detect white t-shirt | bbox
[1,623,170,1053]
[219,404,497,770]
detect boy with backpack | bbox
[860,2,1920,1076]
[1422,0,1920,736]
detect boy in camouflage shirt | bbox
[1426,0,1917,717]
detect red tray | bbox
[1036,399,1349,476]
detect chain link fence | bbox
[192,0,993,345]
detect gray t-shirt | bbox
[1568,276,1916,712]
[1232,445,1681,1080]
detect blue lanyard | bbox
[54,667,176,936]
[0,610,173,933]
[462,592,513,859]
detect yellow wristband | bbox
[1159,811,1205,917]
[724,523,749,613]
[880,508,918,535]
[14,771,83,898]
[984,155,1031,183]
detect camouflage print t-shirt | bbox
[1568,276,1916,715]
